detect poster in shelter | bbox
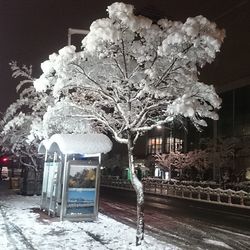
[66,165,96,214]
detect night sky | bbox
[0,0,249,112]
[0,0,114,112]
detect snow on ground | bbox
[0,194,179,250]
[203,239,233,249]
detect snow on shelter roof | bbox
[38,133,112,155]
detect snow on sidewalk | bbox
[0,194,179,250]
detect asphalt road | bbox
[100,187,250,250]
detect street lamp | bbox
[68,28,89,46]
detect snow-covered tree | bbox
[201,137,241,182]
[0,62,47,170]
[34,2,225,245]
[155,151,186,180]
[41,99,95,138]
[0,63,94,169]
[184,149,209,180]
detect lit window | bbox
[165,137,183,153]
[175,138,183,152]
[147,136,183,154]
[147,137,162,154]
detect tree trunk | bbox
[179,168,183,180]
[169,166,172,180]
[127,133,144,246]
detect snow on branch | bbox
[34,2,225,144]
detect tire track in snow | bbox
[0,205,36,250]
[85,230,113,250]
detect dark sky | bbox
[0,0,249,112]
[0,0,115,112]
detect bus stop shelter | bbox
[38,133,112,221]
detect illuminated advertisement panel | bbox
[66,164,97,216]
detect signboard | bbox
[67,165,96,215]
[61,159,100,221]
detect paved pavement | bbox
[100,186,250,250]
[1,180,250,249]
[0,179,15,195]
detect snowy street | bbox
[0,1,250,250]
[1,180,250,250]
[100,187,250,250]
[0,181,177,250]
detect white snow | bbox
[203,238,233,249]
[38,133,113,155]
[106,2,152,32]
[33,1,225,145]
[33,76,51,92]
[210,226,250,239]
[0,194,179,250]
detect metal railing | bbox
[101,177,250,209]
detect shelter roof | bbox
[38,133,112,155]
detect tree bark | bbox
[127,132,144,246]
[169,166,172,180]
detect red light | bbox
[0,156,9,164]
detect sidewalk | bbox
[0,181,178,250]
[0,179,16,195]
